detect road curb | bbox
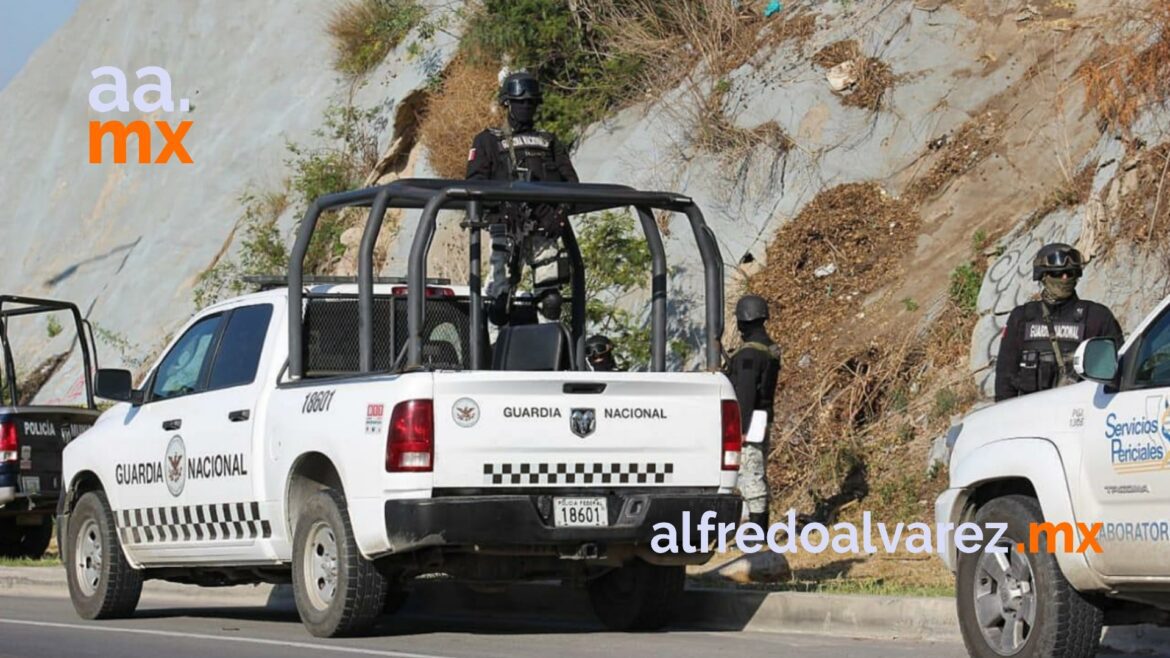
[3,566,1168,651]
[0,566,286,607]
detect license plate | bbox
[20,476,40,495]
[553,497,608,527]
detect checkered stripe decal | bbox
[116,502,271,544]
[483,462,675,485]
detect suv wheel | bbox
[291,489,386,637]
[65,491,142,619]
[587,561,683,631]
[957,495,1103,657]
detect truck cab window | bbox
[426,321,463,365]
[1133,309,1170,388]
[151,314,222,401]
[208,304,273,390]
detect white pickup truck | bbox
[937,293,1170,657]
[58,179,743,637]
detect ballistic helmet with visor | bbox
[735,295,770,324]
[585,335,613,360]
[1032,243,1084,281]
[499,72,542,104]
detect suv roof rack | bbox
[242,275,452,292]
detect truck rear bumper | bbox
[384,492,741,556]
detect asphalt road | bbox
[0,594,967,658]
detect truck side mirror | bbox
[95,369,143,404]
[1074,337,1119,383]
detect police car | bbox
[937,293,1170,657]
[1,296,100,559]
[57,179,743,637]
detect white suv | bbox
[938,294,1170,657]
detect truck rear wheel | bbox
[587,560,684,631]
[65,491,142,619]
[957,495,1102,658]
[292,489,387,637]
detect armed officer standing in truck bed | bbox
[466,71,579,325]
[994,242,1123,402]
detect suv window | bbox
[151,314,223,401]
[1132,308,1170,388]
[208,304,273,390]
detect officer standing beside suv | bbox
[724,295,781,527]
[466,71,579,324]
[995,243,1123,402]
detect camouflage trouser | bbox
[740,441,769,515]
[486,230,561,299]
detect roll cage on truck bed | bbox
[61,178,744,637]
[284,177,728,377]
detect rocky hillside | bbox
[3,0,1169,580]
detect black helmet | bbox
[585,335,613,359]
[1032,243,1084,281]
[499,72,541,104]
[538,289,563,320]
[735,295,769,323]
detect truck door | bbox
[1078,305,1170,577]
[178,303,274,562]
[111,312,223,563]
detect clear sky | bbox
[0,0,80,91]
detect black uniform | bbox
[466,128,578,184]
[994,295,1122,401]
[467,127,579,323]
[466,128,578,230]
[725,328,782,430]
[725,326,780,523]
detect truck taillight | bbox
[386,400,434,472]
[720,400,742,471]
[0,422,16,463]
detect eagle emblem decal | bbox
[452,397,480,428]
[164,435,186,497]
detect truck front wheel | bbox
[292,489,387,637]
[957,495,1102,658]
[587,560,684,631]
[65,491,142,619]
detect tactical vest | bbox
[738,341,782,363]
[1015,300,1087,394]
[729,341,782,408]
[489,128,565,183]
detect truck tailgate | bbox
[1,407,99,499]
[432,372,728,489]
